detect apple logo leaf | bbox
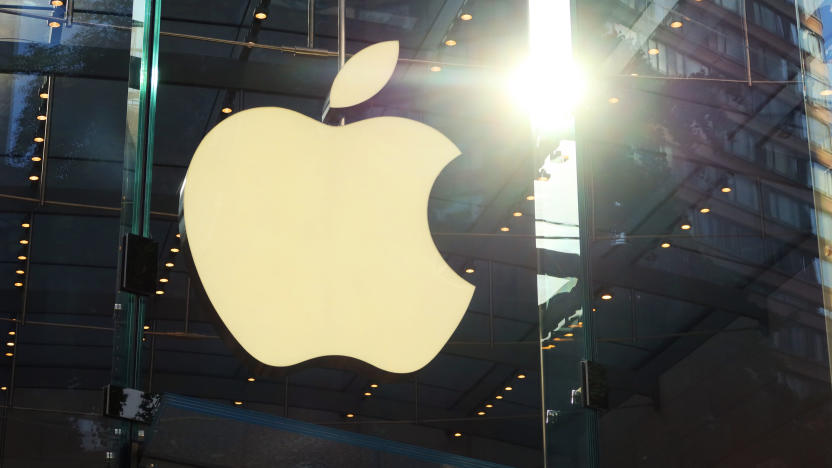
[329,41,399,109]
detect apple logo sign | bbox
[179,41,475,374]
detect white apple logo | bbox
[180,41,475,374]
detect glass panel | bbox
[576,0,832,466]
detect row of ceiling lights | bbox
[155,233,181,295]
[46,0,64,28]
[13,221,31,294]
[473,371,526,418]
[28,81,49,182]
[431,9,474,72]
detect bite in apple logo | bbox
[179,41,475,374]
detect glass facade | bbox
[0,0,831,467]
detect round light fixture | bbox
[430,65,441,72]
[601,293,613,300]
[48,21,61,28]
[670,21,683,28]
[648,48,660,55]
[680,224,691,230]
[445,39,457,47]
[660,242,671,248]
[699,208,710,213]
[721,187,732,193]
[460,13,472,21]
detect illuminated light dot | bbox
[504,386,513,391]
[430,65,441,72]
[48,21,60,28]
[648,48,660,55]
[500,226,510,232]
[453,432,462,437]
[33,137,44,143]
[601,293,613,300]
[233,401,243,406]
[0,387,6,391]
[6,343,13,347]
[51,0,64,5]
[165,262,174,268]
[699,208,710,214]
[29,175,39,181]
[517,374,526,379]
[526,195,535,201]
[564,333,574,337]
[821,89,832,96]
[170,247,180,253]
[346,413,355,418]
[660,242,671,248]
[17,256,26,261]
[21,223,30,228]
[15,270,24,275]
[363,392,372,396]
[630,73,639,77]
[19,240,28,245]
[495,395,503,399]
[31,156,42,162]
[579,322,583,326]
[460,13,472,21]
[254,12,267,20]
[445,39,457,47]
[464,267,475,274]
[39,92,48,99]
[143,325,150,330]
[175,233,181,238]
[36,115,47,121]
[4,353,12,357]
[221,107,233,114]
[485,403,493,408]
[155,290,164,295]
[13,282,22,288]
[608,97,619,104]
[477,411,486,416]
[680,224,691,230]
[8,332,15,336]
[721,187,732,193]
[670,21,683,28]
[159,278,168,283]
[512,211,523,217]
[247,377,255,382]
[370,383,379,388]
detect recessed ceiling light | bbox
[346,413,355,418]
[601,293,613,300]
[221,107,233,114]
[363,392,372,396]
[176,233,181,238]
[648,48,660,55]
[680,224,691,230]
[170,247,180,253]
[19,240,28,245]
[464,267,475,274]
[821,89,832,96]
[370,383,378,388]
[159,278,168,283]
[608,97,620,104]
[48,21,61,28]
[630,73,639,76]
[721,187,732,193]
[500,226,510,232]
[699,208,710,213]
[21,223,30,228]
[660,242,671,248]
[15,270,24,275]
[247,377,255,382]
[670,21,683,28]
[13,282,22,288]
[36,114,46,121]
[155,290,164,295]
[460,13,472,21]
[504,386,513,391]
[31,156,42,162]
[8,332,15,336]
[39,92,48,99]
[526,195,535,201]
[165,262,174,268]
[485,403,493,408]
[512,211,523,217]
[517,373,526,379]
[495,395,503,399]
[143,325,150,330]
[445,39,457,47]
[4,353,12,357]
[477,411,486,416]
[28,175,39,181]
[453,432,462,437]
[430,65,441,72]
[233,401,243,405]
[51,0,64,5]
[564,333,573,337]
[0,386,6,391]
[6,343,13,347]
[33,137,44,143]
[17,256,26,261]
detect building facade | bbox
[0,0,831,467]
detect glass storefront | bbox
[1,0,832,467]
